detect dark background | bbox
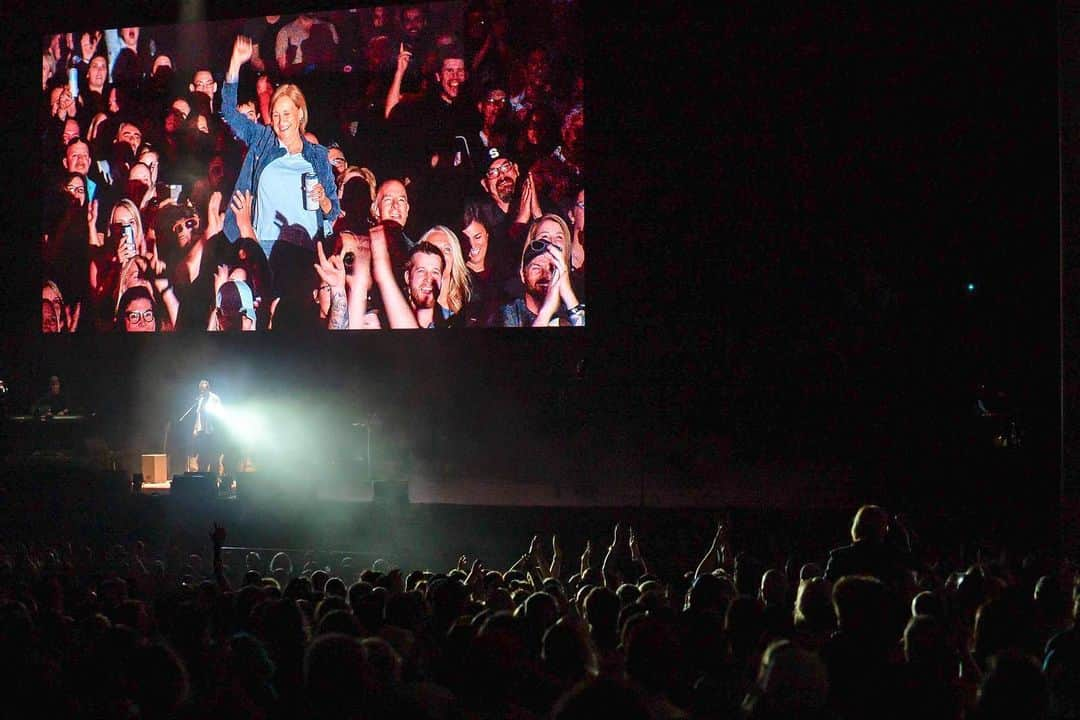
[0,2,1072,545]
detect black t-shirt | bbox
[173,231,233,331]
[242,16,289,81]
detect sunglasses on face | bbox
[172,217,199,234]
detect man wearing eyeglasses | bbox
[474,146,556,289]
[189,69,219,114]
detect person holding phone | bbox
[220,35,340,265]
[88,199,146,320]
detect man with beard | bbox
[473,146,558,288]
[493,226,583,328]
[386,43,478,230]
[366,224,443,329]
[391,4,433,96]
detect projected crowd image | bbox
[40,2,584,332]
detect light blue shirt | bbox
[254,146,319,258]
[104,29,122,82]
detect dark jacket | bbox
[824,539,917,590]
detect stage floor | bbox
[143,459,862,510]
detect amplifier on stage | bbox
[141,454,169,485]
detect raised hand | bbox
[346,235,373,292]
[231,35,254,67]
[87,112,108,141]
[515,170,537,223]
[712,520,727,549]
[529,534,543,559]
[369,224,390,266]
[314,242,346,290]
[80,31,102,60]
[64,302,81,333]
[206,191,225,239]
[87,198,98,231]
[210,522,227,546]
[395,42,413,76]
[231,190,254,238]
[466,558,484,589]
[533,259,563,325]
[116,228,138,265]
[213,264,230,296]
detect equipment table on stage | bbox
[3,414,94,457]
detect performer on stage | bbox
[31,375,70,418]
[187,378,222,474]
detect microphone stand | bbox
[175,401,199,476]
[177,401,198,424]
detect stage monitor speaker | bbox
[236,472,280,502]
[171,473,217,501]
[373,480,410,504]
[142,454,168,485]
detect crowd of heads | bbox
[2,503,1079,718]
[40,1,585,333]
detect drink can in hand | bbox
[302,172,318,211]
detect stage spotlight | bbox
[966,282,977,293]
[207,403,268,447]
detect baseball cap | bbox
[479,146,515,181]
[216,279,255,319]
[520,238,553,272]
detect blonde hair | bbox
[522,212,572,270]
[419,225,472,314]
[42,52,56,82]
[110,198,145,253]
[338,165,377,202]
[850,504,889,543]
[525,212,571,248]
[270,84,309,135]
